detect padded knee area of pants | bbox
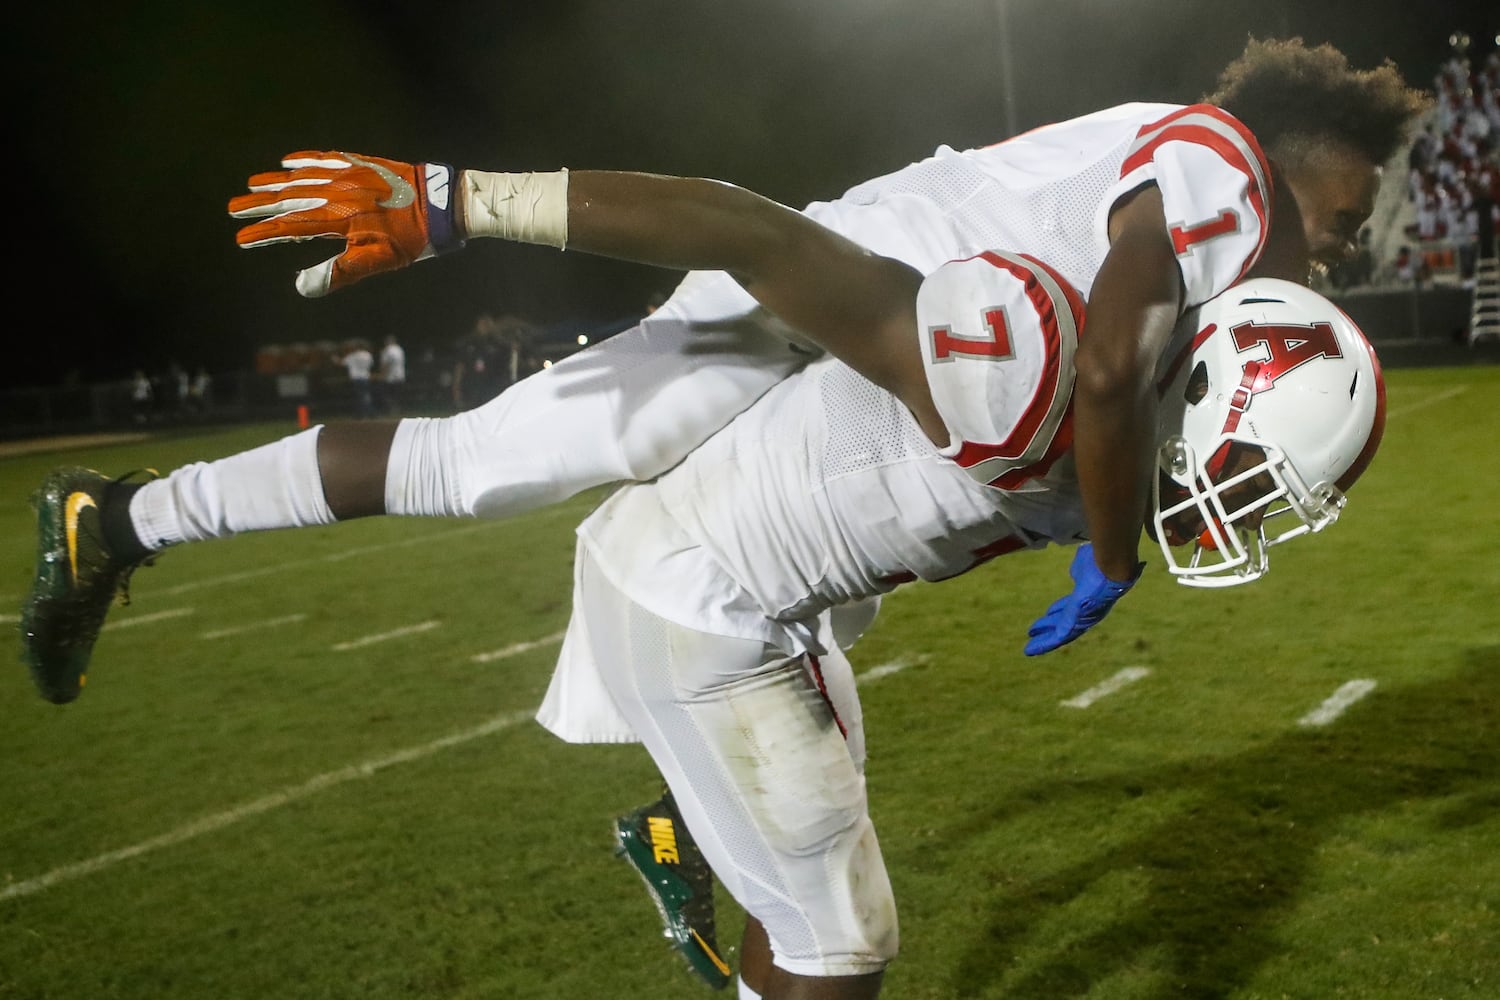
[722,671,867,859]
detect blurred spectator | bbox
[453,313,538,409]
[1386,245,1432,287]
[130,370,152,425]
[337,339,375,418]
[186,367,213,417]
[1330,228,1376,290]
[377,334,407,415]
[453,315,507,410]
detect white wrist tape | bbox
[461,169,569,248]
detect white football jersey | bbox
[577,102,1275,649]
[578,252,1090,651]
[812,101,1272,305]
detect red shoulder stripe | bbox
[951,251,1085,488]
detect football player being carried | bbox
[21,37,1423,1000]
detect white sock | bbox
[738,977,762,1000]
[384,417,465,517]
[129,426,335,549]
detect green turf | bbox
[1,366,1497,999]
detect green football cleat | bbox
[19,467,152,704]
[614,790,732,991]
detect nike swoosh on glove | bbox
[228,151,463,297]
[1024,543,1144,656]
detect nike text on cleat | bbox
[19,467,155,704]
[614,791,732,990]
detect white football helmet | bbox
[1151,277,1386,587]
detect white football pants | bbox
[391,272,813,520]
[575,546,899,978]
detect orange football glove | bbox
[228,151,464,298]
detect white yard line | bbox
[858,658,917,684]
[331,620,441,651]
[152,522,499,598]
[1387,384,1468,418]
[472,631,566,663]
[1297,679,1377,727]
[201,613,309,641]
[1060,666,1151,709]
[105,608,195,630]
[0,710,535,903]
[1,636,922,903]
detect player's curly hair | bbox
[1204,37,1430,166]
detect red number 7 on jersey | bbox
[930,306,1015,362]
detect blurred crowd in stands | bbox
[1323,34,1499,294]
[1395,37,1498,288]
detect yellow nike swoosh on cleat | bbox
[689,929,732,976]
[65,492,97,582]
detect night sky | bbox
[11,0,1497,390]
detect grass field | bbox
[1,363,1497,999]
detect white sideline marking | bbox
[1297,679,1377,727]
[472,631,566,663]
[0,710,535,903]
[858,658,917,684]
[105,608,195,630]
[332,620,441,651]
[1060,667,1151,708]
[1387,385,1468,418]
[201,613,309,641]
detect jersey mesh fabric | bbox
[817,363,936,480]
[844,145,1130,296]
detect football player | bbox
[20,37,1421,1000]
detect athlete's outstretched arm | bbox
[231,154,943,441]
[558,171,940,434]
[1071,184,1185,582]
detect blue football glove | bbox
[1024,543,1144,656]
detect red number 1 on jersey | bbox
[1170,208,1240,255]
[930,307,1015,362]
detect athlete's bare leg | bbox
[740,917,774,995]
[739,917,883,999]
[316,420,400,519]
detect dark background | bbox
[10,0,1497,390]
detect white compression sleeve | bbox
[129,426,334,548]
[460,169,569,247]
[384,417,466,518]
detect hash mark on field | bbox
[472,631,566,663]
[106,608,195,630]
[201,613,309,640]
[1061,667,1151,708]
[0,710,535,903]
[858,657,920,684]
[332,620,441,651]
[1387,385,1468,418]
[0,613,17,625]
[1297,679,1377,727]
